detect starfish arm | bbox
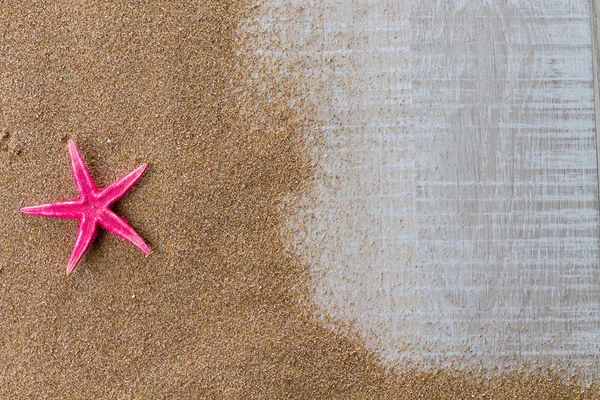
[97,164,148,207]
[20,200,85,219]
[68,140,98,198]
[98,209,151,255]
[66,215,98,275]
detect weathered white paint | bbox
[256,0,600,373]
[592,0,600,197]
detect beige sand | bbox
[0,1,598,398]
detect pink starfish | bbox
[21,140,151,275]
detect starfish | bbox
[21,140,151,275]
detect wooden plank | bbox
[409,1,599,370]
[592,0,600,208]
[261,0,600,373]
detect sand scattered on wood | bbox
[0,1,597,398]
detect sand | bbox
[0,1,598,398]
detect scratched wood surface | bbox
[258,0,600,373]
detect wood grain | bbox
[592,0,600,202]
[409,0,599,371]
[261,0,600,373]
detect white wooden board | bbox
[259,0,600,373]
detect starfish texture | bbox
[21,140,151,275]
